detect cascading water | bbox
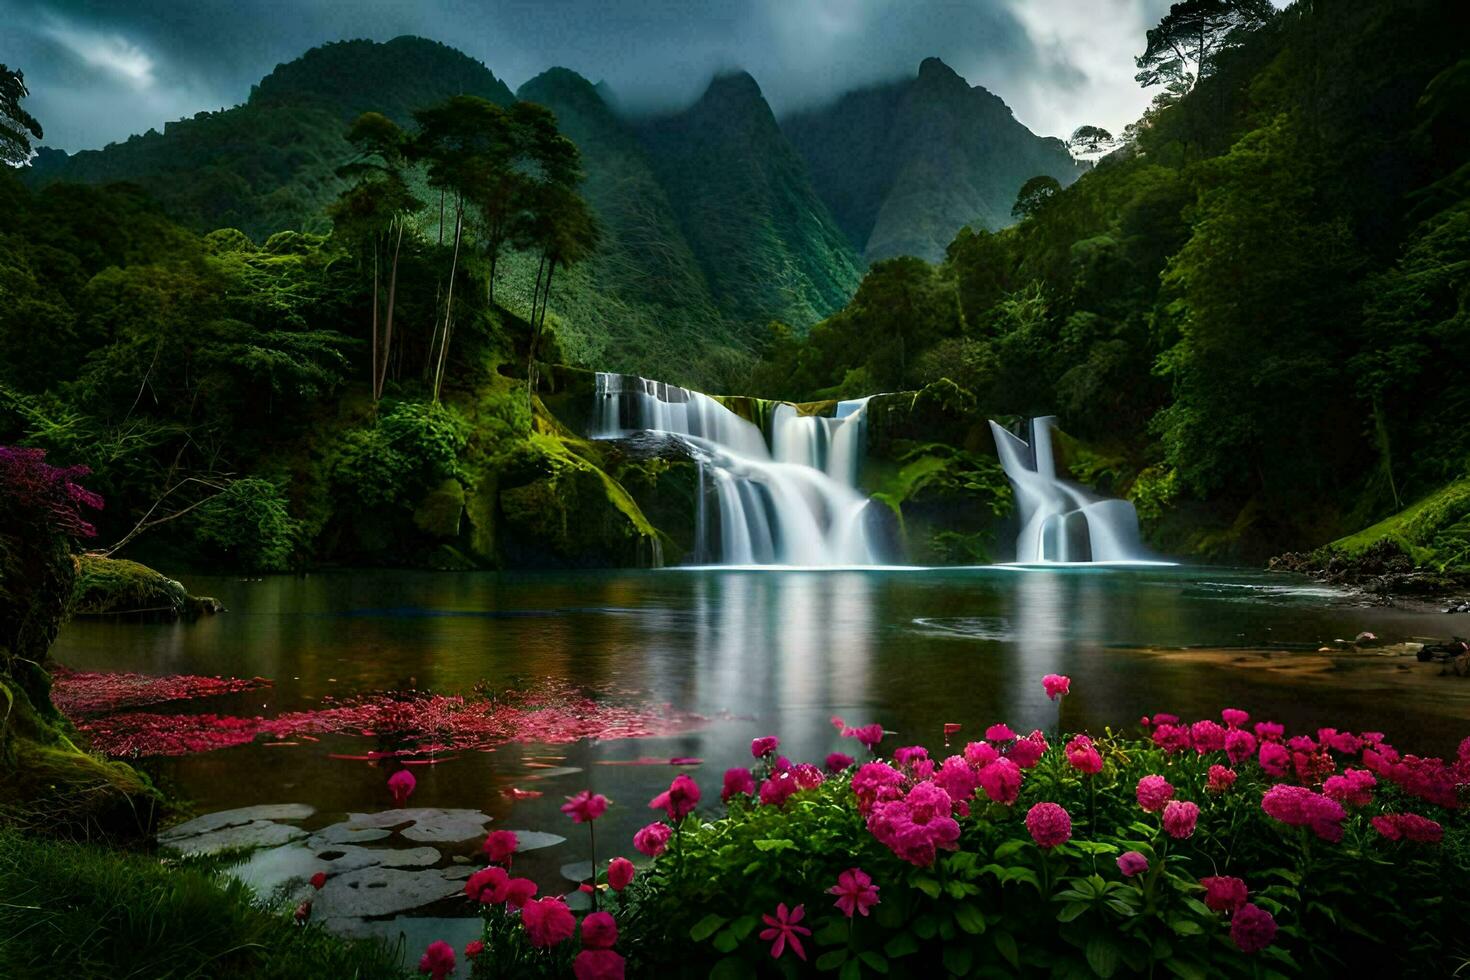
[593,373,881,565]
[988,416,1146,563]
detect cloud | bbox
[0,0,1232,151]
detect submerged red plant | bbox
[49,667,269,717]
[60,676,703,757]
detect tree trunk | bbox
[527,254,556,403]
[371,238,380,403]
[379,219,405,400]
[434,198,464,402]
[438,188,445,246]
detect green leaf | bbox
[1163,958,1206,980]
[993,839,1028,861]
[884,932,919,959]
[1085,935,1120,978]
[691,914,729,942]
[729,915,759,941]
[875,901,905,929]
[914,914,938,939]
[913,875,942,899]
[713,929,739,953]
[840,959,862,980]
[860,952,889,974]
[815,921,848,946]
[993,930,1020,968]
[943,945,974,976]
[816,949,848,971]
[1004,867,1042,892]
[954,902,987,935]
[1168,917,1203,936]
[753,838,795,852]
[1056,902,1089,922]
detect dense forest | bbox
[2,0,1468,573]
[750,0,1470,563]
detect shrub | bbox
[192,477,299,571]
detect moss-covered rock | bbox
[412,478,466,539]
[71,555,221,619]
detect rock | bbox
[412,478,465,539]
[340,807,493,843]
[312,865,465,918]
[161,803,315,842]
[71,555,201,619]
[161,818,308,856]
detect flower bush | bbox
[453,687,1470,978]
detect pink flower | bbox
[1136,775,1174,813]
[1066,736,1102,775]
[465,866,509,904]
[1042,674,1071,700]
[1221,708,1249,728]
[828,867,880,918]
[1201,875,1249,913]
[521,897,576,947]
[1116,851,1148,877]
[1322,768,1376,807]
[985,723,1017,742]
[581,911,618,949]
[1007,732,1047,768]
[418,940,455,980]
[309,871,326,890]
[894,745,930,767]
[1152,723,1191,754]
[825,751,855,772]
[1025,802,1072,848]
[1151,713,1180,726]
[1162,800,1199,839]
[751,736,780,758]
[1253,721,1284,742]
[573,950,626,980]
[963,741,998,767]
[562,790,609,824]
[1207,765,1237,794]
[483,829,519,864]
[759,772,799,807]
[1373,813,1444,843]
[866,784,960,866]
[503,877,537,908]
[649,774,700,821]
[978,758,1022,805]
[1261,784,1346,842]
[1224,729,1257,764]
[388,769,416,806]
[792,764,825,790]
[465,939,484,960]
[1230,903,1277,954]
[845,723,884,750]
[607,856,635,891]
[633,821,671,857]
[1258,741,1289,777]
[850,762,905,813]
[759,903,811,961]
[934,755,979,803]
[721,767,755,802]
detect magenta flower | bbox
[607,856,635,891]
[1322,768,1376,807]
[1206,765,1237,794]
[1136,775,1174,813]
[1200,875,1248,913]
[1221,708,1250,728]
[1190,720,1227,753]
[1042,674,1071,700]
[418,940,455,980]
[825,751,855,772]
[581,911,618,949]
[1258,741,1289,777]
[562,790,609,823]
[845,723,885,750]
[850,761,905,813]
[977,758,1022,805]
[759,903,811,961]
[522,897,577,948]
[573,950,625,980]
[1116,851,1149,877]
[1025,802,1072,848]
[751,736,780,758]
[1224,728,1257,764]
[721,767,755,802]
[483,829,519,865]
[1373,813,1444,843]
[827,867,880,918]
[985,723,1017,742]
[1230,903,1277,954]
[464,866,509,903]
[1065,736,1102,775]
[504,877,538,908]
[1007,732,1046,768]
[309,871,326,890]
[934,755,979,803]
[1261,784,1346,842]
[387,769,416,806]
[649,773,700,820]
[633,821,672,857]
[894,745,930,767]
[759,772,799,807]
[1162,800,1199,839]
[1254,720,1284,742]
[963,740,999,767]
[464,940,484,960]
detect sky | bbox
[3,0,1221,153]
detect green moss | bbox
[72,555,194,618]
[411,478,465,539]
[0,827,409,979]
[1331,475,1470,571]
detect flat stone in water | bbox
[308,821,393,845]
[342,808,492,843]
[230,841,444,900]
[162,819,307,856]
[498,830,565,852]
[314,866,466,918]
[560,860,593,883]
[160,803,314,843]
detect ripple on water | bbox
[909,616,1012,641]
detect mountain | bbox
[635,72,862,330]
[26,37,514,240]
[783,57,1086,263]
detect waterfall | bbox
[594,373,881,565]
[988,416,1146,563]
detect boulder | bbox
[411,478,465,539]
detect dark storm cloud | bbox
[0,0,1195,152]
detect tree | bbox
[1067,125,1120,156]
[330,112,419,401]
[0,64,42,165]
[1135,1,1275,104]
[1012,176,1062,221]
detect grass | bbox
[0,829,408,980]
[1331,474,1470,571]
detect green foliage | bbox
[328,400,469,509]
[71,555,190,617]
[1,63,43,165]
[1012,175,1062,220]
[0,828,408,979]
[192,478,301,572]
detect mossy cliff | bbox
[0,518,160,838]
